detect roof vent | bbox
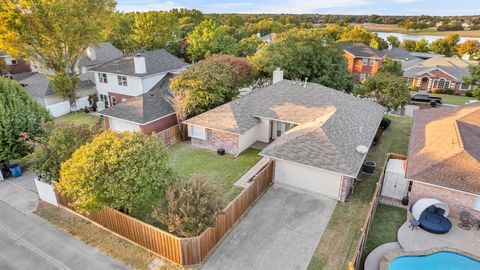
[356,145,368,154]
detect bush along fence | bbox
[347,153,407,270]
[55,161,274,267]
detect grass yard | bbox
[167,142,262,202]
[361,204,407,267]
[308,115,412,270]
[430,93,475,106]
[55,112,101,126]
[360,23,480,38]
[34,202,180,270]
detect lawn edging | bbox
[53,161,274,267]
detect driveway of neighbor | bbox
[202,185,337,270]
[0,176,129,270]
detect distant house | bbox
[403,56,477,93]
[184,69,385,201]
[90,49,189,133]
[258,33,276,43]
[338,42,383,83]
[405,103,480,218]
[0,52,31,74]
[12,72,96,117]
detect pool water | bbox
[390,251,480,270]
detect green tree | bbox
[57,131,174,214]
[187,19,239,61]
[369,36,389,50]
[0,0,115,107]
[106,12,136,53]
[30,122,99,183]
[0,78,51,162]
[354,73,410,111]
[400,19,415,32]
[387,35,400,48]
[251,29,354,92]
[430,38,453,56]
[400,39,417,51]
[457,40,480,58]
[464,64,480,87]
[379,57,403,77]
[130,11,179,52]
[246,18,284,36]
[0,58,7,75]
[339,25,373,44]
[154,177,224,237]
[414,39,430,52]
[239,35,263,57]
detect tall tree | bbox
[387,35,400,48]
[0,0,115,107]
[379,57,403,77]
[430,38,453,56]
[187,19,239,61]
[251,29,354,92]
[463,65,480,87]
[414,39,430,52]
[130,11,180,52]
[339,25,373,45]
[400,39,417,51]
[239,35,263,57]
[457,40,480,58]
[0,78,51,162]
[0,58,8,75]
[58,131,175,214]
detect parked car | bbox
[411,93,443,107]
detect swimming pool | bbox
[390,251,480,270]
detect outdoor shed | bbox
[381,159,409,200]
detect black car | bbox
[411,93,443,107]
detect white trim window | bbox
[360,72,366,81]
[98,73,108,83]
[10,59,17,65]
[369,59,375,66]
[117,75,127,86]
[461,83,469,90]
[188,125,206,140]
[445,81,450,89]
[99,94,109,108]
[362,58,368,66]
[438,78,446,88]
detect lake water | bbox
[375,32,480,43]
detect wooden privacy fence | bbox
[347,153,407,270]
[156,124,180,146]
[55,161,274,267]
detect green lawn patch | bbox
[362,204,407,265]
[308,115,412,270]
[167,142,262,202]
[411,91,476,106]
[55,112,101,126]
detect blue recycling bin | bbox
[8,163,22,178]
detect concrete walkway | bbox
[364,242,401,270]
[0,176,130,270]
[202,185,336,270]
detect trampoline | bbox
[411,198,452,234]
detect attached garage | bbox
[274,159,343,200]
[108,117,140,132]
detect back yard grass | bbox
[55,112,101,126]
[308,115,412,270]
[429,93,475,106]
[167,142,262,202]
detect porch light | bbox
[473,196,480,212]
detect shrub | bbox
[154,177,224,237]
[30,122,97,183]
[465,90,474,97]
[410,85,418,92]
[431,88,442,94]
[431,88,454,95]
[57,131,174,214]
[380,117,392,130]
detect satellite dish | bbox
[356,145,369,154]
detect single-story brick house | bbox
[184,71,385,201]
[99,73,177,134]
[405,103,480,218]
[404,56,477,94]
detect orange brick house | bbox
[338,42,383,83]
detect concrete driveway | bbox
[0,177,129,270]
[202,185,336,270]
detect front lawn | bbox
[308,115,412,270]
[55,112,101,126]
[362,204,407,264]
[167,142,262,202]
[431,93,475,106]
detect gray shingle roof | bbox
[99,74,175,124]
[403,56,476,81]
[78,42,123,68]
[185,80,385,176]
[381,47,418,61]
[89,49,189,77]
[338,42,383,58]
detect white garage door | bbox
[109,118,140,132]
[274,159,343,200]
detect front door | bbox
[420,77,429,91]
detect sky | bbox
[117,0,480,15]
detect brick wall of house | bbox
[191,129,239,155]
[409,69,474,94]
[409,182,479,219]
[140,114,177,135]
[107,92,135,105]
[339,176,354,202]
[7,58,31,74]
[342,52,382,83]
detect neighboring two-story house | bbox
[0,52,31,74]
[91,49,189,133]
[338,42,383,83]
